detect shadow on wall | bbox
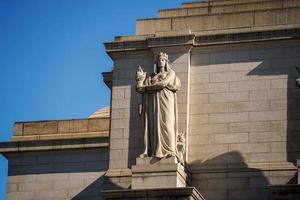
[6,148,123,200]
[72,176,105,200]
[247,57,300,164]
[71,175,123,200]
[187,41,300,200]
[193,40,300,166]
[8,148,109,175]
[188,151,271,200]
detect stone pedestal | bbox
[102,187,205,200]
[131,157,187,189]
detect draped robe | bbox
[141,69,181,158]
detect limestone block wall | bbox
[136,7,300,35]
[109,51,154,171]
[5,148,108,200]
[188,39,300,200]
[0,117,110,200]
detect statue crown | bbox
[157,52,168,61]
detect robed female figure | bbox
[136,52,181,159]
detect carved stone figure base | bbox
[102,187,205,200]
[131,156,187,190]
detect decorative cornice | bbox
[195,28,300,46]
[102,71,113,90]
[104,35,195,53]
[104,28,300,55]
[147,35,195,48]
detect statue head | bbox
[155,52,170,73]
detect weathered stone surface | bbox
[103,187,204,200]
[24,121,57,135]
[131,157,187,189]
[137,7,300,35]
[5,117,110,141]
[5,149,108,200]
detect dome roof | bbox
[88,106,110,118]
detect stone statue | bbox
[136,52,181,159]
[296,67,300,87]
[177,132,186,164]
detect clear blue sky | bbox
[0,0,185,199]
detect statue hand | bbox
[136,66,146,81]
[155,81,166,88]
[136,85,145,93]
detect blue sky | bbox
[0,0,184,199]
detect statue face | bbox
[158,57,166,68]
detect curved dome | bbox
[88,106,110,118]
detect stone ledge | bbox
[0,137,109,154]
[105,35,194,53]
[104,28,300,53]
[195,27,300,45]
[102,71,113,89]
[10,131,108,142]
[106,168,132,177]
[147,35,195,48]
[188,162,297,173]
[132,163,184,174]
[102,187,205,200]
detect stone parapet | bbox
[181,0,298,8]
[159,0,300,18]
[182,0,275,8]
[11,117,109,140]
[0,117,109,154]
[137,7,300,35]
[102,187,205,200]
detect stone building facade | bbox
[1,0,300,199]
